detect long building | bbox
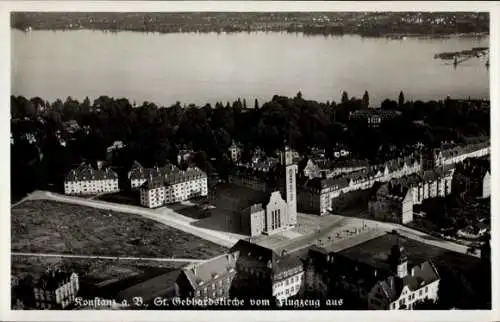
[64,163,119,196]
[138,164,208,208]
[297,156,421,215]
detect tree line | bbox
[10,92,490,201]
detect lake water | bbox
[11,29,490,107]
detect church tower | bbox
[281,145,298,226]
[390,244,408,278]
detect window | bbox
[425,286,428,293]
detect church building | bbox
[215,145,298,237]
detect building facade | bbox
[297,156,421,215]
[368,183,414,224]
[139,165,208,208]
[33,270,79,310]
[222,145,297,236]
[349,109,402,128]
[230,240,304,305]
[64,164,119,196]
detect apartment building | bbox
[368,182,414,224]
[139,165,208,208]
[64,163,119,195]
[454,157,490,199]
[349,109,402,128]
[33,270,79,310]
[297,156,420,215]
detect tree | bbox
[362,90,369,108]
[296,91,303,100]
[341,91,349,104]
[254,98,259,110]
[243,98,247,109]
[399,90,405,107]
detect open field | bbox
[11,200,227,258]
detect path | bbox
[11,252,205,263]
[23,190,240,248]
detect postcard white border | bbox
[1,1,498,322]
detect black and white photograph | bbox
[4,1,497,320]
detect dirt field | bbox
[11,200,227,258]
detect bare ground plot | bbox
[11,200,227,258]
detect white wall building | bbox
[139,166,208,208]
[64,164,119,196]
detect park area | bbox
[11,200,227,258]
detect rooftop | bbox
[182,253,238,289]
[337,233,480,273]
[116,269,181,303]
[65,164,118,182]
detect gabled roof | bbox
[230,240,303,276]
[65,164,118,181]
[181,253,239,290]
[377,260,440,302]
[137,164,207,189]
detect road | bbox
[338,215,477,257]
[20,191,477,258]
[23,191,240,248]
[277,213,476,257]
[11,252,205,263]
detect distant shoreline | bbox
[12,26,490,40]
[11,12,489,39]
